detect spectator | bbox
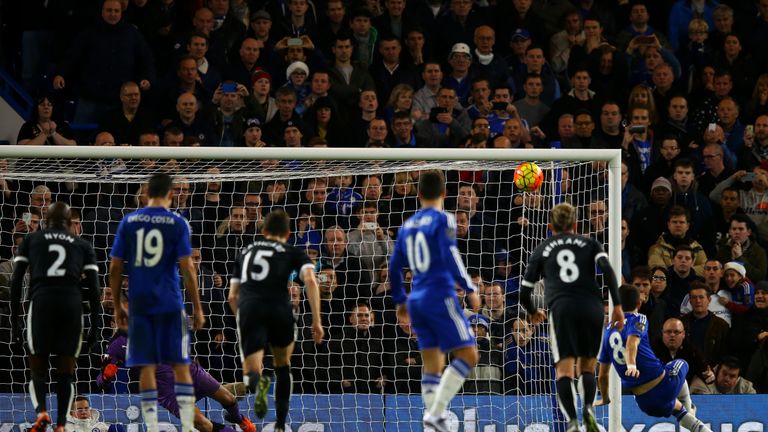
[211,204,253,276]
[463,314,503,394]
[711,166,768,245]
[412,62,445,120]
[635,266,668,341]
[504,318,555,395]
[648,206,708,276]
[643,137,681,195]
[681,259,732,326]
[730,281,768,374]
[480,281,512,350]
[321,226,372,304]
[513,74,550,129]
[714,215,768,282]
[391,319,422,394]
[653,317,714,384]
[391,111,419,148]
[472,26,508,89]
[347,200,392,271]
[486,86,518,138]
[53,0,155,123]
[680,281,730,366]
[454,210,495,283]
[17,96,76,145]
[513,45,561,106]
[332,302,389,393]
[718,261,756,316]
[690,356,757,394]
[666,244,703,317]
[328,33,375,124]
[264,87,303,144]
[65,395,109,432]
[206,82,252,147]
[369,36,419,104]
[738,115,768,170]
[165,92,216,146]
[698,143,732,198]
[414,87,471,148]
[670,158,716,254]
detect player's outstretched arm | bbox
[625,335,641,378]
[301,267,325,344]
[180,255,205,330]
[109,257,127,331]
[595,362,612,406]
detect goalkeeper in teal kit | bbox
[389,170,480,432]
[597,284,712,432]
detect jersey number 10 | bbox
[134,228,164,268]
[405,232,431,274]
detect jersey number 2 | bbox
[47,244,67,276]
[556,249,579,283]
[134,228,163,268]
[405,232,430,274]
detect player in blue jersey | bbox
[389,170,480,432]
[109,173,205,432]
[596,284,712,432]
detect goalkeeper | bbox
[97,318,255,432]
[596,284,712,432]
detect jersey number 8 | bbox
[608,332,627,365]
[556,249,579,283]
[405,232,430,274]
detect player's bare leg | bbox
[271,343,295,432]
[139,365,160,432]
[677,380,694,415]
[172,363,195,432]
[555,357,580,432]
[577,357,599,432]
[28,355,52,432]
[672,399,711,432]
[424,346,479,432]
[243,349,271,419]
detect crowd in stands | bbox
[1,0,768,398]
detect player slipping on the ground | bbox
[109,173,206,432]
[596,284,712,432]
[388,170,481,432]
[10,202,102,432]
[519,202,624,432]
[228,210,324,432]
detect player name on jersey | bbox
[241,241,287,253]
[403,215,433,229]
[541,237,588,257]
[126,213,178,224]
[43,232,75,243]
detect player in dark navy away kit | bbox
[109,173,205,432]
[596,285,712,432]
[228,210,324,432]
[10,202,102,432]
[520,202,624,432]
[389,170,480,432]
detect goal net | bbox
[0,147,621,431]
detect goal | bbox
[0,146,622,431]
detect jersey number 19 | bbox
[134,228,164,268]
[405,232,430,274]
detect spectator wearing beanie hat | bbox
[718,261,755,315]
[249,68,278,122]
[243,117,267,147]
[284,61,311,115]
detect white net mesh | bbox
[0,149,616,431]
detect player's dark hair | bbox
[630,265,651,282]
[147,173,174,198]
[418,170,446,199]
[263,209,291,237]
[619,284,640,311]
[668,205,690,223]
[672,157,695,171]
[47,201,72,229]
[550,202,577,232]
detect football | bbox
[513,162,544,192]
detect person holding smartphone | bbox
[414,87,471,147]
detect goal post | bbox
[0,145,622,431]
